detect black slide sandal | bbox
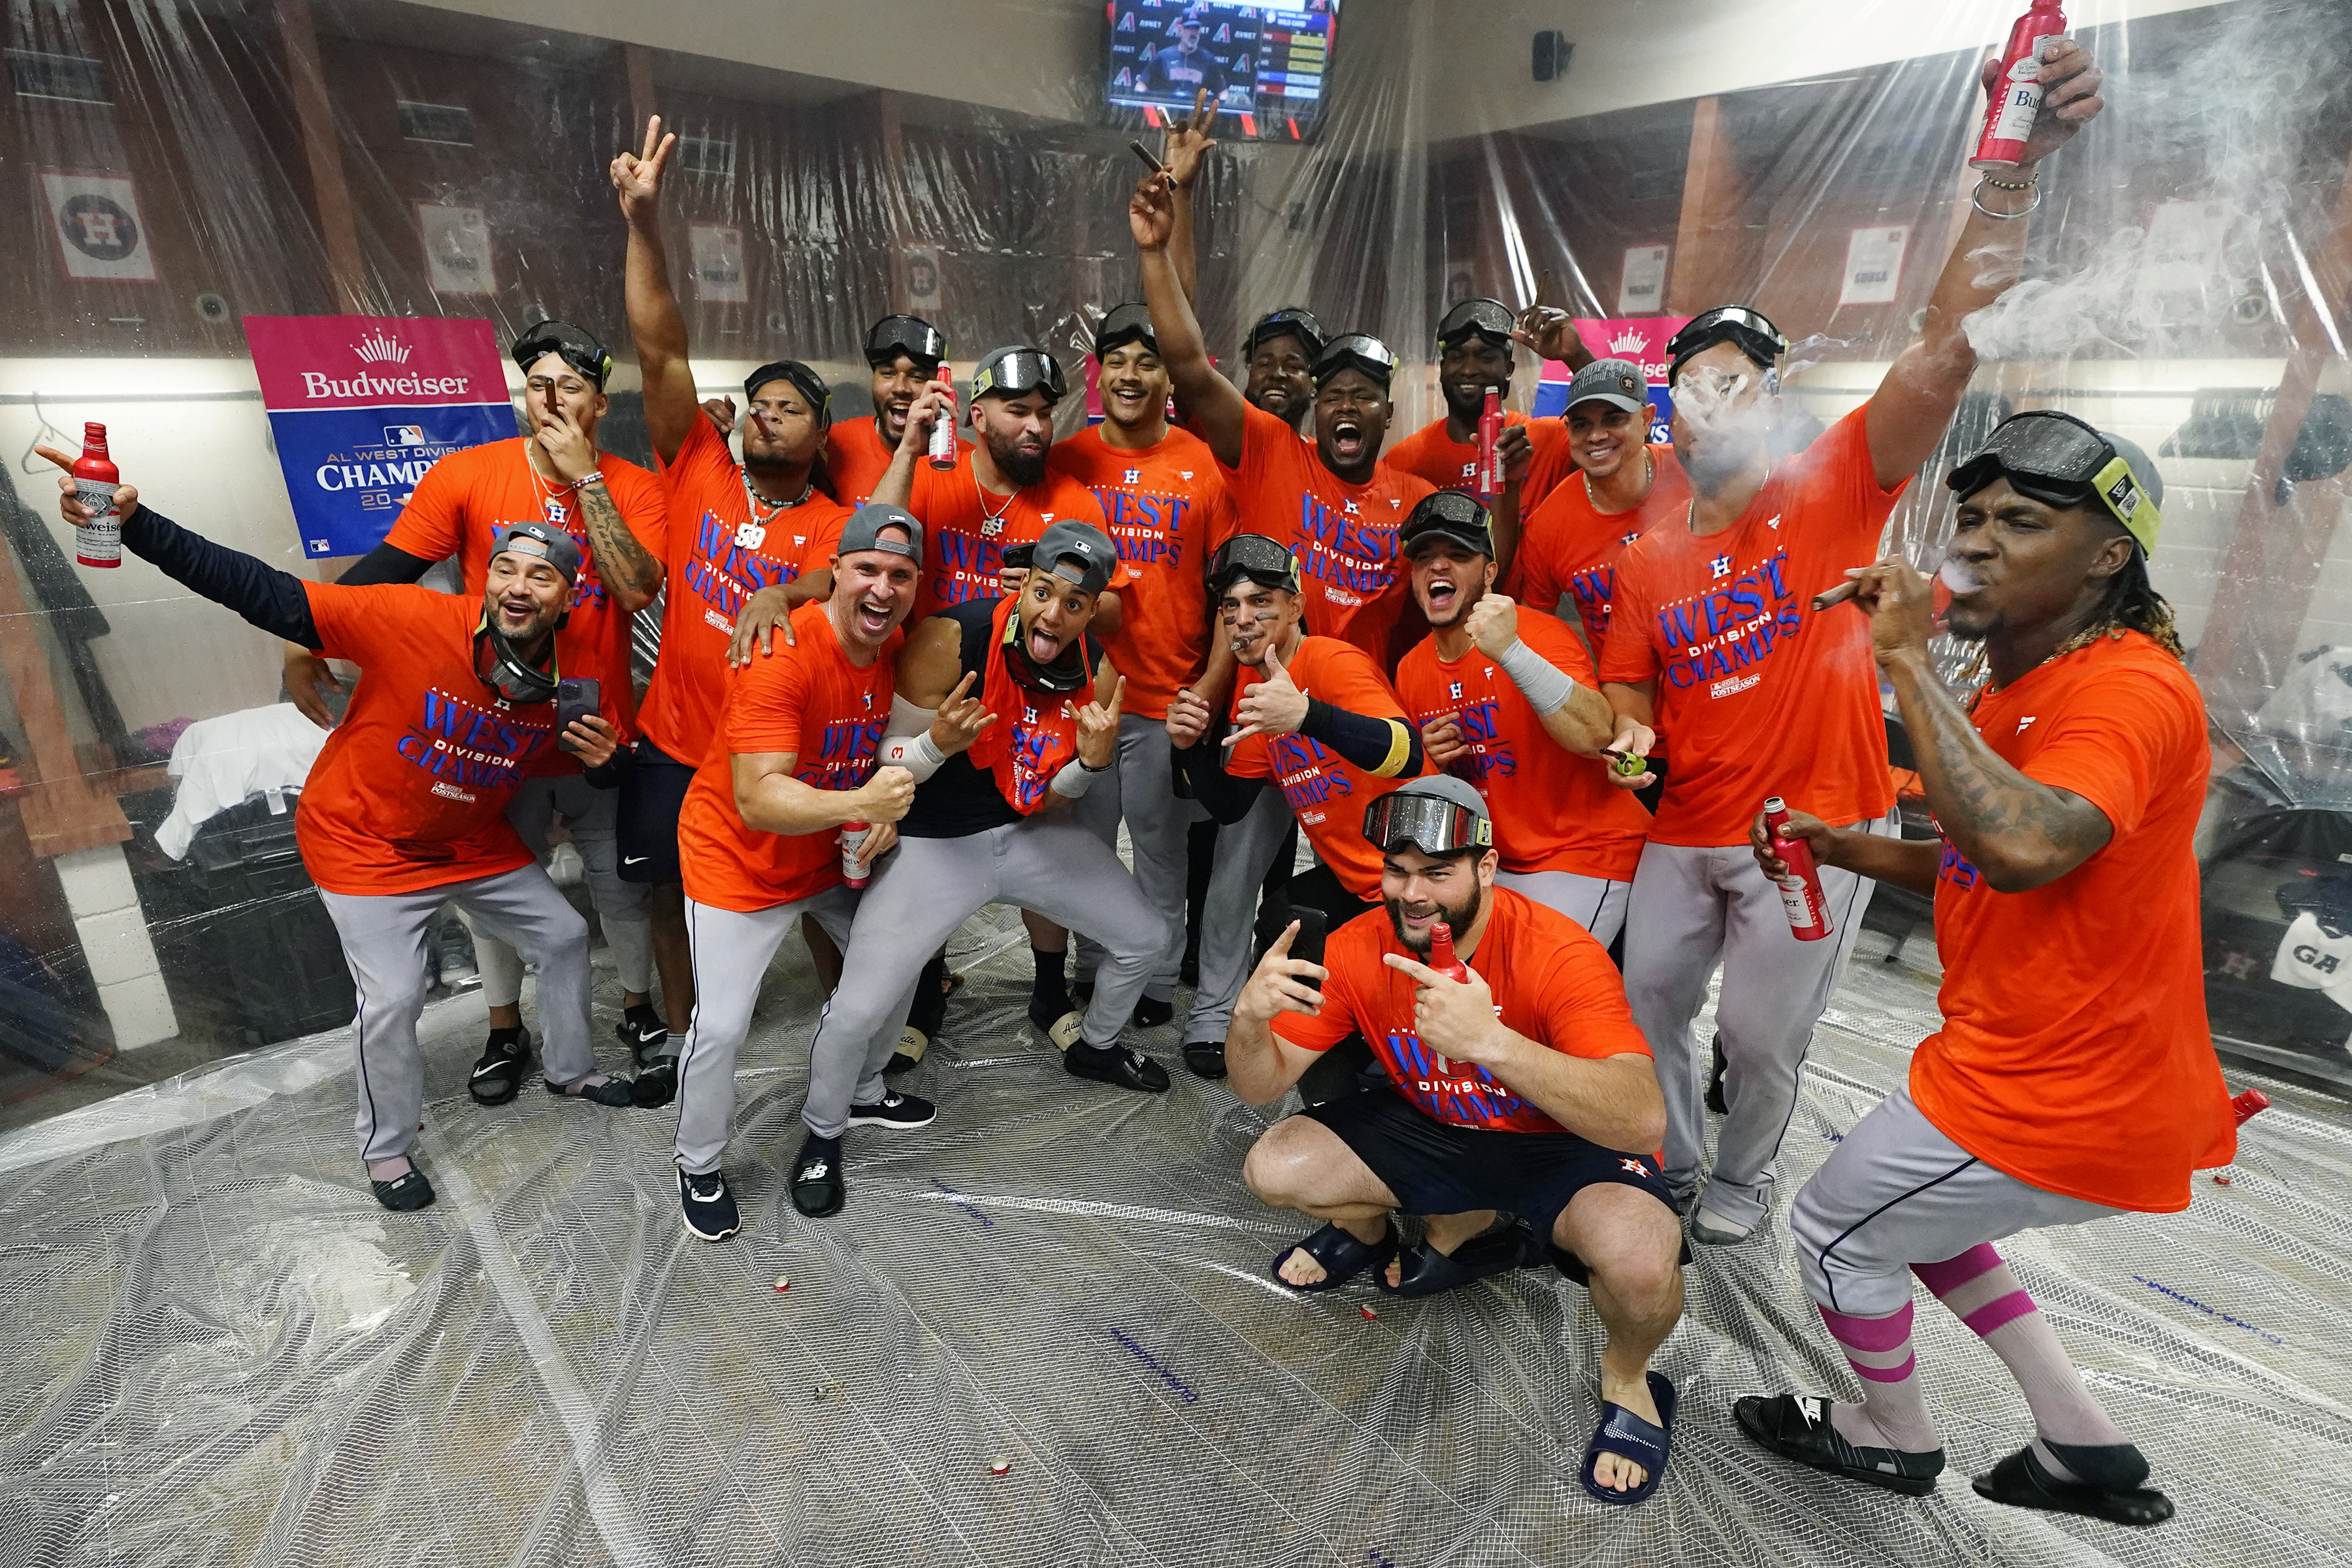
[1580,1370,1676,1507]
[1972,1446,2175,1527]
[1270,1219,1397,1293]
[1379,1216,1528,1298]
[1735,1394,1944,1496]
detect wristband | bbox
[1494,638,1578,714]
[572,470,606,489]
[1050,759,1096,799]
[1079,755,1112,773]
[879,730,947,782]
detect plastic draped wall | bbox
[0,0,2345,1557]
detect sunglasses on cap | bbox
[1400,489,1494,557]
[971,347,1067,405]
[1437,297,1516,351]
[1243,307,1326,364]
[1947,410,2163,558]
[742,360,833,428]
[511,321,613,389]
[1363,791,1493,857]
[1315,333,1398,389]
[864,314,946,370]
[1094,302,1158,360]
[1208,532,1302,596]
[1666,305,1789,381]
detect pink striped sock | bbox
[1913,1243,2127,1454]
[1814,1300,1939,1452]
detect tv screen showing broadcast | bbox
[1103,2,1341,144]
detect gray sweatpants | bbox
[465,773,654,1002]
[1622,812,1895,1230]
[1793,1086,2117,1317]
[1180,786,1296,1048]
[319,862,595,1163]
[806,812,1169,1137]
[672,885,860,1175]
[1071,712,1190,1002]
[1494,868,1631,947]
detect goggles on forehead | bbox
[1437,297,1515,351]
[511,320,613,389]
[1364,791,1493,857]
[742,360,833,428]
[1400,489,1494,557]
[1093,302,1157,359]
[972,347,1067,405]
[1208,532,1302,597]
[1667,305,1789,382]
[1947,410,2163,558]
[1315,333,1398,390]
[865,314,945,370]
[1243,307,1326,364]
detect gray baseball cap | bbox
[490,521,580,584]
[1564,357,1649,416]
[1005,517,1122,596]
[838,502,924,563]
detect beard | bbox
[988,432,1049,489]
[1443,380,1495,425]
[1386,877,1483,956]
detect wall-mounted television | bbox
[1102,2,1340,144]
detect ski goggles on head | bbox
[1093,302,1158,360]
[1364,777,1493,857]
[1947,410,2164,557]
[864,314,946,370]
[1207,532,1301,597]
[511,320,613,389]
[1436,297,1516,352]
[742,360,833,428]
[1399,489,1494,559]
[1243,306,1326,364]
[1313,333,1398,391]
[970,345,1067,405]
[1666,305,1788,384]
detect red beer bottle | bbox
[840,821,872,889]
[1426,921,1472,984]
[1763,796,1832,943]
[1972,0,2069,171]
[2230,1088,2270,1126]
[926,364,959,470]
[73,422,122,568]
[1475,389,1504,500]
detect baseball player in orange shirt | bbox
[1382,297,1578,512]
[1737,416,2225,1530]
[826,313,962,506]
[1599,39,2110,1249]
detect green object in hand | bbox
[1612,753,1650,779]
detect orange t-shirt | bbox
[1273,889,1652,1134]
[676,602,898,913]
[1910,632,2232,1211]
[1048,423,1235,720]
[637,416,850,764]
[1382,410,1575,513]
[382,436,666,775]
[822,416,965,506]
[904,451,1109,621]
[1222,401,1434,662]
[295,583,549,895]
[1509,444,1690,642]
[1597,408,1903,847]
[1394,612,1650,881]
[1226,635,1420,900]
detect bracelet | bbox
[572,470,606,489]
[1079,755,1113,773]
[1970,178,2044,220]
[1979,168,2038,191]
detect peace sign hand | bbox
[1163,88,1218,189]
[611,114,676,218]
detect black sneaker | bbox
[468,1028,531,1106]
[678,1168,740,1241]
[846,1091,936,1130]
[791,1135,845,1217]
[618,1004,670,1067]
[1065,1041,1171,1093]
[631,1058,677,1108]
[370,1162,436,1212]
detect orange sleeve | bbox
[1535,941,1653,1061]
[723,637,815,758]
[798,502,849,574]
[2006,670,2200,843]
[1319,640,1409,721]
[1233,399,1294,492]
[381,445,476,561]
[1596,549,1658,684]
[1201,468,1241,549]
[1508,489,1568,610]
[1225,729,1273,780]
[303,580,438,665]
[1805,406,1909,557]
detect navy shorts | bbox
[1303,1086,1677,1243]
[617,738,694,884]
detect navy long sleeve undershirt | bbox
[121,504,319,645]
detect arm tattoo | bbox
[1899,656,2111,874]
[579,480,659,598]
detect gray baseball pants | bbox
[1071,711,1191,1002]
[464,773,654,1001]
[1493,868,1631,947]
[1179,785,1296,1049]
[806,812,1169,1138]
[319,862,595,1163]
[672,885,860,1175]
[1622,812,1895,1230]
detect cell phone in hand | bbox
[555,676,600,751]
[1288,906,1328,970]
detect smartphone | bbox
[1289,906,1329,970]
[555,676,600,752]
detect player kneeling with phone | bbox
[44,446,636,1216]
[1229,776,1687,1504]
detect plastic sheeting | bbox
[1,916,2346,1565]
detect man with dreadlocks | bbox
[1732,413,2228,1529]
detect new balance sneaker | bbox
[791,1134,844,1217]
[678,1168,740,1242]
[617,1004,670,1067]
[846,1091,936,1130]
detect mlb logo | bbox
[382,424,425,446]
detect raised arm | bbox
[1162,89,1217,307]
[1863,40,2104,488]
[612,115,697,467]
[1132,172,1245,468]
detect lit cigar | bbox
[1812,579,1863,612]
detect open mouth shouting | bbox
[853,593,898,639]
[882,397,915,438]
[1326,414,1367,465]
[1422,568,1465,621]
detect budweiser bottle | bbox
[926,364,958,470]
[1763,796,1831,942]
[2231,1088,2270,1126]
[1475,389,1504,499]
[1426,921,1472,983]
[1971,0,2068,171]
[840,821,872,888]
[72,422,122,568]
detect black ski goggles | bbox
[1400,490,1494,559]
[1947,410,2163,558]
[1094,302,1158,359]
[864,314,946,370]
[473,619,559,706]
[1243,307,1326,364]
[511,320,612,389]
[742,360,833,428]
[1208,532,1301,598]
[1667,305,1788,383]
[970,346,1067,405]
[1314,333,1398,391]
[1364,790,1493,857]
[1437,297,1515,352]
